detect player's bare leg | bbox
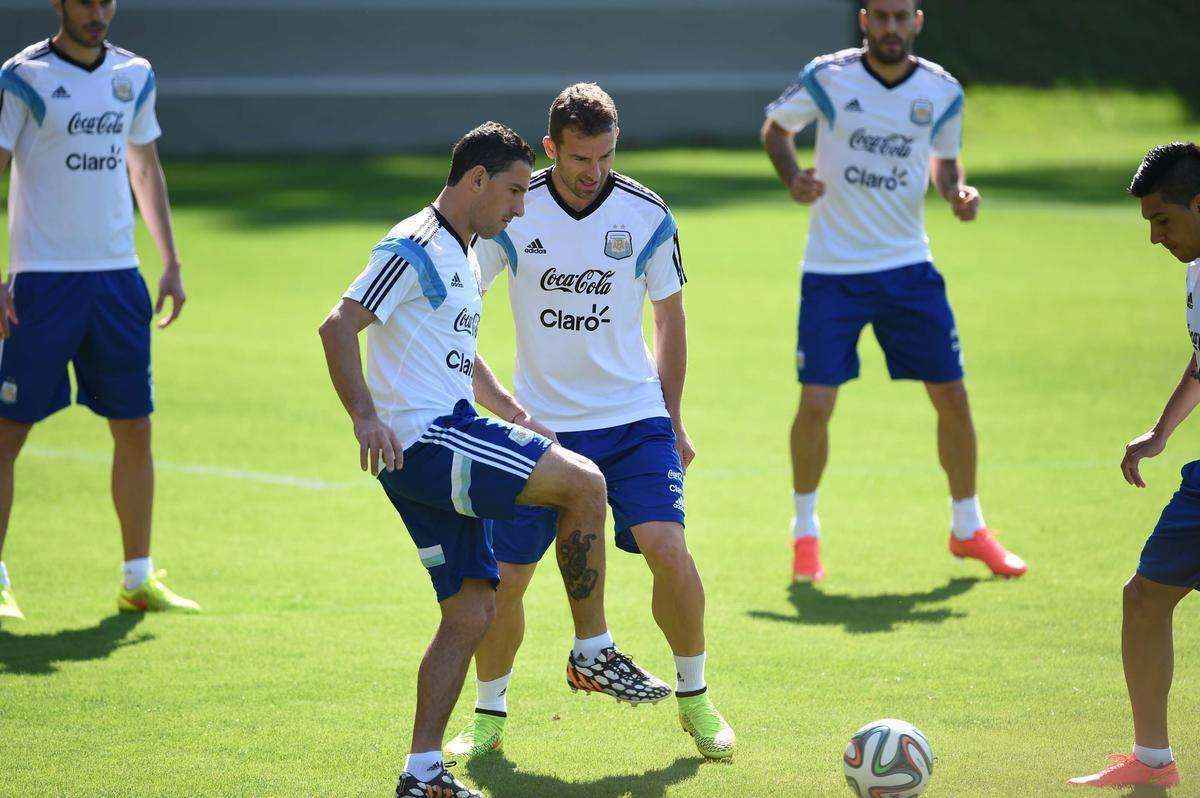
[412,578,497,754]
[110,417,153,561]
[1123,574,1190,749]
[631,521,704,656]
[789,385,836,581]
[926,380,1027,578]
[473,561,538,683]
[516,445,607,637]
[0,419,31,619]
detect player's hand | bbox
[951,186,981,222]
[354,414,403,475]
[0,278,17,340]
[1122,429,1167,488]
[156,264,186,329]
[674,424,696,471]
[788,169,826,205]
[511,410,559,444]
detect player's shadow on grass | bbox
[465,752,706,798]
[1121,787,1171,798]
[747,577,981,634]
[0,613,152,675]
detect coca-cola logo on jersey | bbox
[848,128,913,159]
[453,308,481,337]
[539,268,614,295]
[67,112,125,136]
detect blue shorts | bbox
[489,416,685,565]
[0,269,153,423]
[1139,460,1200,591]
[377,400,553,602]
[797,261,964,386]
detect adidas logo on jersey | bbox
[844,99,863,112]
[523,238,548,254]
[450,273,464,288]
[52,85,71,99]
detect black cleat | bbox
[565,645,672,705]
[395,762,482,798]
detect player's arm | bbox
[318,298,403,475]
[1122,352,1200,488]
[761,119,825,204]
[932,157,980,222]
[651,290,695,469]
[471,355,557,442]
[127,141,185,328]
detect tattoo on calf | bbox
[559,530,599,600]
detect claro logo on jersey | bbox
[539,267,614,295]
[66,144,124,172]
[540,304,611,332]
[844,165,909,192]
[67,111,125,136]
[445,349,474,375]
[453,308,481,337]
[848,128,914,159]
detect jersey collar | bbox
[48,37,107,73]
[546,168,615,221]
[429,205,468,257]
[860,53,918,90]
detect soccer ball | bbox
[842,718,933,797]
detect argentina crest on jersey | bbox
[910,98,934,127]
[604,229,633,260]
[111,75,134,103]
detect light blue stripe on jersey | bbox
[135,69,156,115]
[373,236,448,309]
[800,61,836,130]
[450,451,475,517]
[0,67,45,126]
[493,230,518,274]
[635,212,678,278]
[932,91,964,142]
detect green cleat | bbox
[0,585,24,620]
[444,710,505,760]
[117,570,200,614]
[678,691,735,760]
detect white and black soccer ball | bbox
[842,718,933,798]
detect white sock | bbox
[476,672,510,714]
[403,751,443,780]
[674,652,707,695]
[0,561,9,588]
[572,630,614,664]
[1133,744,1174,768]
[791,491,820,539]
[122,556,153,590]
[950,496,985,540]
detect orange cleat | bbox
[1068,754,1180,789]
[792,536,824,582]
[948,528,1027,578]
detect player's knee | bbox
[110,416,152,447]
[0,421,31,462]
[1123,575,1171,622]
[562,456,606,515]
[459,594,496,641]
[796,395,835,426]
[928,381,970,415]
[640,528,690,574]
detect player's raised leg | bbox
[516,445,672,705]
[926,380,1026,578]
[633,521,734,759]
[0,420,30,620]
[790,385,837,582]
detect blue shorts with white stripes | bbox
[377,399,553,602]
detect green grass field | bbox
[2,87,1200,797]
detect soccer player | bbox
[449,84,734,762]
[318,122,668,798]
[0,0,197,619]
[1067,143,1200,791]
[760,0,1027,582]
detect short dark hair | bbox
[446,122,534,186]
[548,83,619,144]
[1129,142,1200,206]
[863,0,921,9]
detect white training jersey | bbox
[0,39,161,273]
[766,48,964,275]
[344,206,484,449]
[473,168,685,433]
[1188,260,1200,360]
